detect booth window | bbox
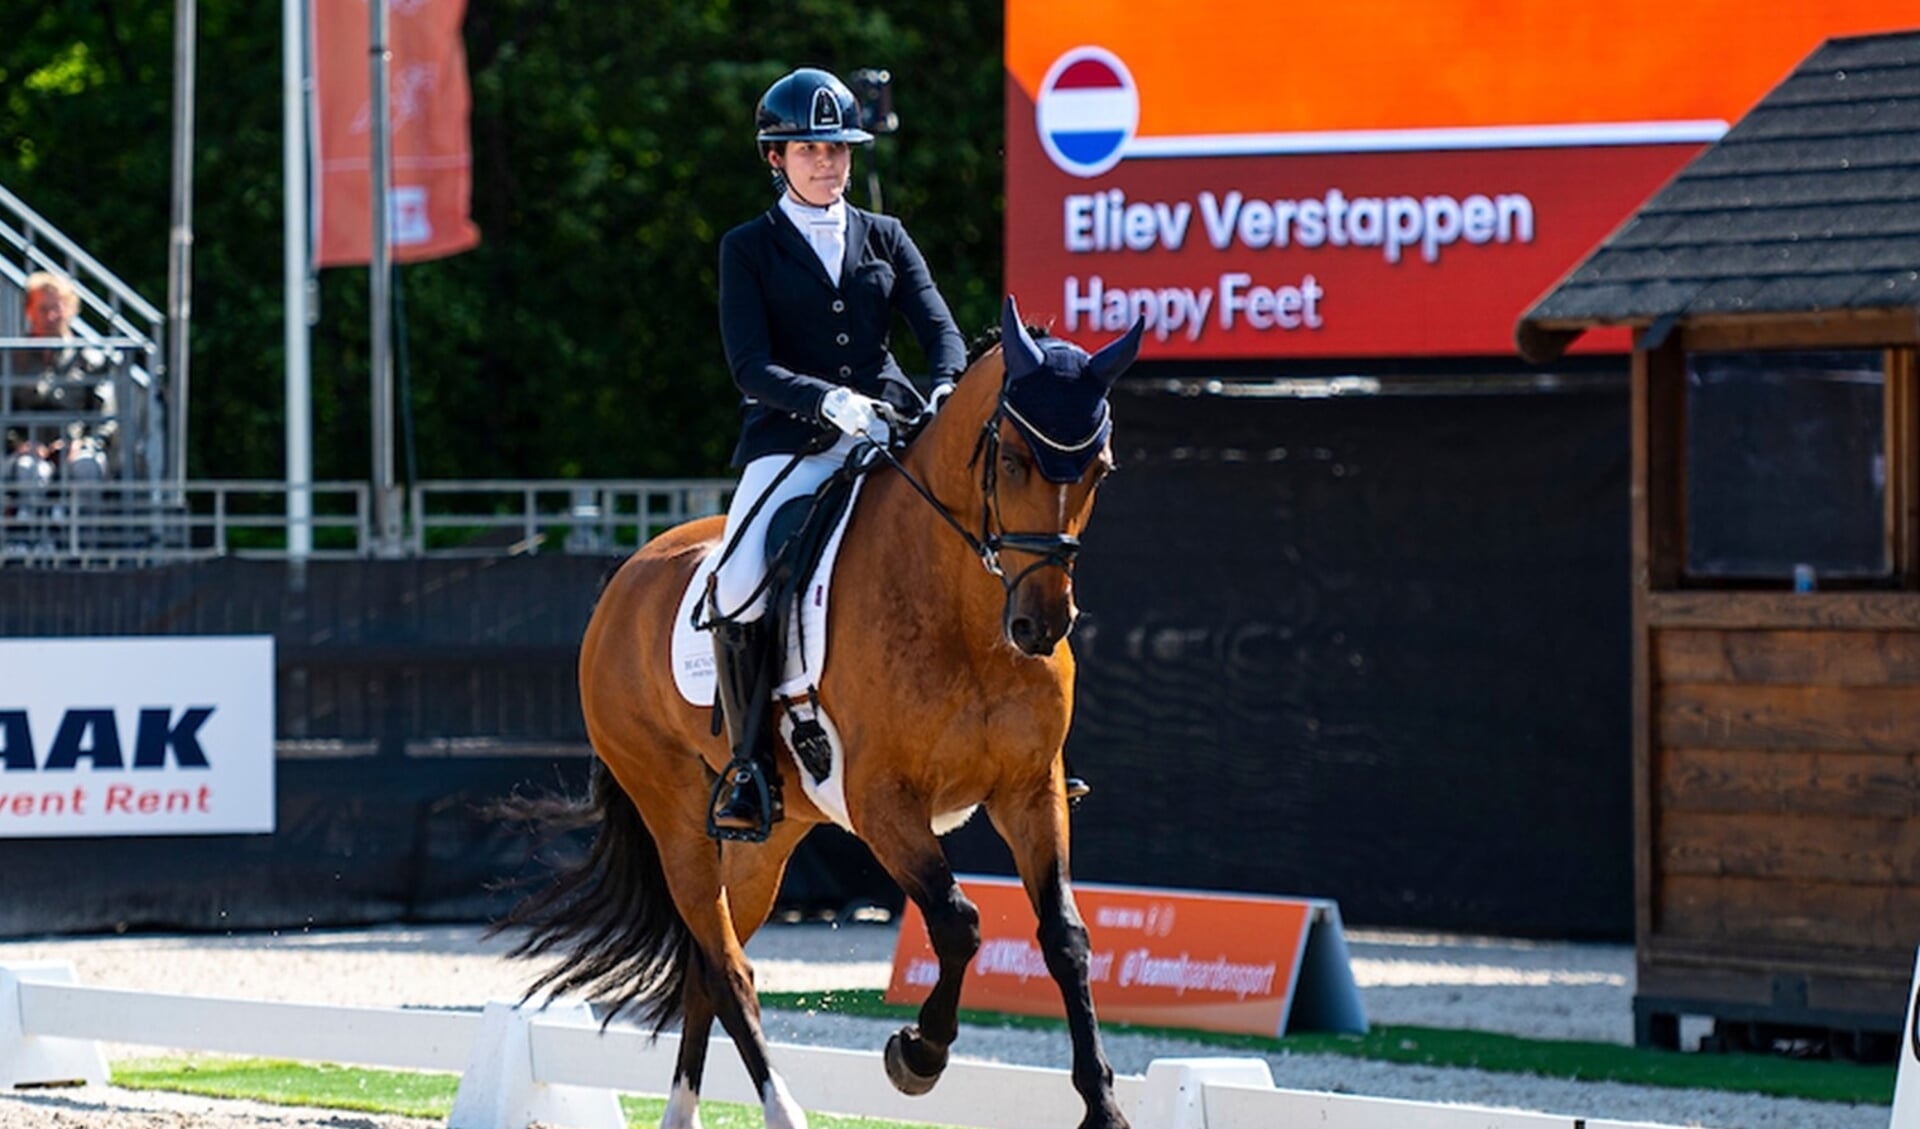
[1683,349,1889,584]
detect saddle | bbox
[713,452,865,785]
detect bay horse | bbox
[499,297,1146,1129]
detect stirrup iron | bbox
[708,756,777,843]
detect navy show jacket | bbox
[718,203,966,466]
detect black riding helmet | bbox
[755,68,874,156]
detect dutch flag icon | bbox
[1036,47,1139,178]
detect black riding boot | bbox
[709,619,782,841]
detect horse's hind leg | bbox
[989,793,1128,1129]
[859,815,980,1096]
[664,950,714,1129]
[657,818,814,1129]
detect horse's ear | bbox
[1002,295,1046,383]
[1087,317,1146,389]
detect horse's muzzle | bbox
[1006,604,1073,657]
[993,537,1081,657]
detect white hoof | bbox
[762,1070,808,1129]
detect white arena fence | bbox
[0,961,1692,1129]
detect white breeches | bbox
[710,433,861,622]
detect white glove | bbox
[820,386,882,439]
[927,381,956,414]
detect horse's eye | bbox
[1000,450,1026,478]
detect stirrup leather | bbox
[786,690,834,784]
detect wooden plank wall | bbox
[1652,627,1920,960]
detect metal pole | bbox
[368,0,401,555]
[283,0,312,558]
[167,0,197,488]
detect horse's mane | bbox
[965,321,1056,367]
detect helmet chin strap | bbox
[781,175,845,209]
[768,150,848,207]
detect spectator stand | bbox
[0,182,171,563]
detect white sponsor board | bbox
[0,636,275,837]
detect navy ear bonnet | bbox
[999,296,1146,483]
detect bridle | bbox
[867,394,1096,636]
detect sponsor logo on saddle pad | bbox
[887,875,1366,1039]
[0,636,275,837]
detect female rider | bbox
[707,67,966,837]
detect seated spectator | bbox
[5,271,117,485]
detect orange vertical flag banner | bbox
[311,0,481,267]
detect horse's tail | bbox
[486,758,690,1032]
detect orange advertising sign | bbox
[1008,0,1915,138]
[885,875,1364,1038]
[1005,0,1920,359]
[311,0,481,267]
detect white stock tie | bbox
[808,218,845,286]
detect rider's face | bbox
[773,141,851,207]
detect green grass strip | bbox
[760,989,1895,1107]
[110,1056,932,1129]
[111,1057,456,1120]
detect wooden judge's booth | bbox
[1518,29,1920,1053]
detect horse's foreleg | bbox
[861,815,979,1096]
[990,795,1129,1129]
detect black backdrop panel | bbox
[0,557,905,934]
[0,558,604,935]
[0,757,581,935]
[0,384,1634,939]
[946,383,1634,937]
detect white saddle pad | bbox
[670,481,865,830]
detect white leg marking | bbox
[762,1070,809,1129]
[660,1077,702,1129]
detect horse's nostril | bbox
[1008,616,1059,657]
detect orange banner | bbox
[1008,0,1920,136]
[312,0,480,267]
[1005,0,1920,359]
[886,876,1358,1037]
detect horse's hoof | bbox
[1077,1103,1131,1129]
[883,1027,946,1096]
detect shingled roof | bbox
[1516,28,1920,362]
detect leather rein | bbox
[866,397,1086,631]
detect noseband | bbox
[870,396,1089,635]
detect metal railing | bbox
[0,183,170,483]
[0,478,734,568]
[408,479,732,557]
[0,183,166,339]
[1,336,159,486]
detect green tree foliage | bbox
[0,0,1004,479]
